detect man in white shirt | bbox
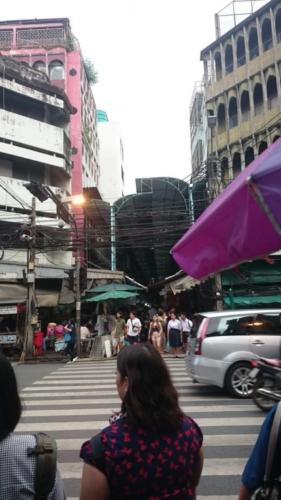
[180,313,193,352]
[126,311,142,344]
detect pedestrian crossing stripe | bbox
[21,404,259,417]
[16,358,260,497]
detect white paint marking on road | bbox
[58,457,246,479]
[23,393,256,412]
[16,416,264,432]
[54,433,257,451]
[22,404,258,417]
[21,390,120,397]
[55,366,187,373]
[204,434,257,447]
[21,394,240,403]
[41,373,188,384]
[26,382,197,390]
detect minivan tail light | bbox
[194,318,208,355]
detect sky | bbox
[1,0,266,193]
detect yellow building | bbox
[201,0,281,185]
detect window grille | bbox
[16,27,65,48]
[0,30,13,49]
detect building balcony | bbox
[206,43,281,100]
[0,109,71,175]
[216,102,281,152]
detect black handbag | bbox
[251,402,281,499]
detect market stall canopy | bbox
[85,290,138,303]
[224,294,281,308]
[87,283,142,294]
[171,139,281,280]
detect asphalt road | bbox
[14,362,64,389]
[14,357,265,499]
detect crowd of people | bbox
[32,307,194,360]
[110,308,193,358]
[1,345,280,499]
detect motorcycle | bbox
[249,358,281,411]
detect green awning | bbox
[224,295,281,307]
[85,290,138,303]
[222,260,281,286]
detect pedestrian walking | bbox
[80,343,204,500]
[80,323,91,353]
[111,312,126,355]
[64,319,76,360]
[239,402,281,499]
[33,324,44,356]
[167,312,182,357]
[180,312,193,353]
[125,311,142,344]
[0,353,65,499]
[148,314,163,352]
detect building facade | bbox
[97,110,125,204]
[0,18,100,197]
[200,0,281,185]
[189,81,208,175]
[0,56,74,306]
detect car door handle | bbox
[251,340,265,345]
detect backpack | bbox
[251,402,281,499]
[27,432,57,500]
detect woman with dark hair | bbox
[167,311,182,357]
[80,344,203,499]
[0,353,65,499]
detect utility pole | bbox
[22,196,36,360]
[75,250,81,357]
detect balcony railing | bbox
[16,27,66,48]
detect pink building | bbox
[0,18,100,200]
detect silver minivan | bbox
[187,309,281,398]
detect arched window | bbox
[275,9,281,43]
[267,75,278,108]
[214,52,222,80]
[237,36,246,66]
[233,152,242,177]
[245,147,254,166]
[249,27,259,60]
[229,97,238,128]
[221,157,229,184]
[49,60,65,80]
[225,45,234,74]
[32,60,46,73]
[253,83,264,115]
[241,90,250,120]
[217,103,226,130]
[273,135,280,142]
[262,18,273,51]
[258,141,267,154]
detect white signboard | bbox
[0,306,17,315]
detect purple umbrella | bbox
[171,138,281,280]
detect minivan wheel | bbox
[225,362,254,398]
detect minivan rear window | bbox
[205,315,255,338]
